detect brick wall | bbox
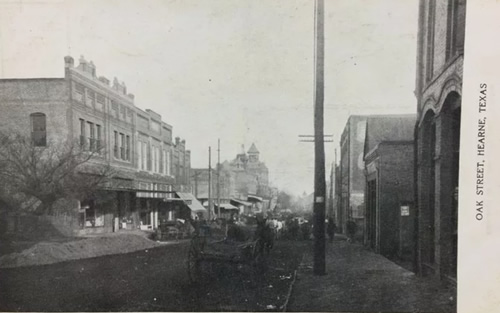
[0,79,70,141]
[378,143,414,258]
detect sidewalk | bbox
[287,237,456,312]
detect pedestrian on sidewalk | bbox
[327,217,336,242]
[346,219,357,242]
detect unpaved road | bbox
[0,240,303,311]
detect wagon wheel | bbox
[187,236,202,283]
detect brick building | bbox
[414,0,465,282]
[0,55,198,235]
[337,115,368,237]
[229,143,269,199]
[190,143,270,218]
[363,115,416,262]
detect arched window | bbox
[30,113,47,147]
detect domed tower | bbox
[248,143,259,163]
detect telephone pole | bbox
[208,146,212,221]
[313,0,326,276]
[217,139,221,219]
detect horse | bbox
[255,218,275,255]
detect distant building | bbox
[229,144,269,199]
[0,55,199,235]
[337,115,368,239]
[191,143,271,217]
[414,0,465,282]
[363,115,416,261]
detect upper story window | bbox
[87,90,95,108]
[79,118,86,148]
[425,0,436,83]
[126,135,130,161]
[151,120,161,133]
[88,122,95,151]
[137,141,143,170]
[30,113,47,147]
[73,83,85,103]
[96,125,102,151]
[120,133,125,160]
[446,0,466,60]
[114,131,119,158]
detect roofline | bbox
[0,77,65,82]
[365,140,414,159]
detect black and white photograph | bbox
[0,0,498,312]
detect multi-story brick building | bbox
[0,55,198,235]
[363,115,416,262]
[415,0,465,282]
[190,143,270,218]
[337,115,368,237]
[230,143,269,199]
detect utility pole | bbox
[217,139,221,219]
[313,0,326,276]
[208,146,212,221]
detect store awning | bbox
[230,198,252,206]
[176,192,207,212]
[247,195,263,202]
[215,203,239,211]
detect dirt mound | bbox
[0,233,161,268]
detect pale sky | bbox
[0,0,419,196]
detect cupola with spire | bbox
[248,143,259,162]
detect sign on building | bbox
[400,205,410,216]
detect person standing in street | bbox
[346,219,357,243]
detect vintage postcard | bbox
[0,0,498,312]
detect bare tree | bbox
[0,131,114,215]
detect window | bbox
[114,131,118,158]
[88,122,95,151]
[142,142,147,170]
[155,147,158,172]
[73,83,85,103]
[120,105,126,119]
[138,141,143,170]
[82,200,104,228]
[159,149,164,174]
[126,135,130,161]
[154,146,159,173]
[425,0,436,82]
[446,0,466,60]
[166,151,171,176]
[120,133,125,159]
[147,143,151,171]
[96,93,105,104]
[79,118,85,148]
[87,90,95,107]
[30,113,47,147]
[96,125,102,152]
[151,120,160,133]
[75,83,85,94]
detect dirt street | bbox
[0,240,304,311]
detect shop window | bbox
[140,211,151,226]
[82,201,104,228]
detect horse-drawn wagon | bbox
[186,218,273,283]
